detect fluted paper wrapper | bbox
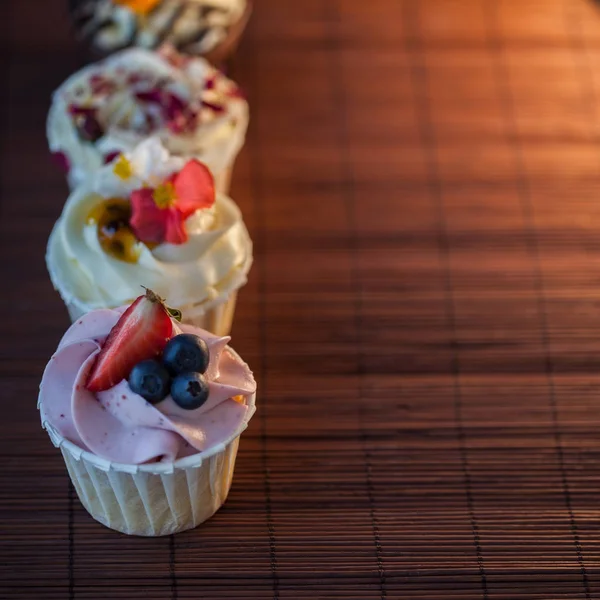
[64,288,239,336]
[213,164,234,196]
[42,389,256,536]
[203,2,252,65]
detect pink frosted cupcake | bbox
[39,289,257,536]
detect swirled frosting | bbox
[46,138,252,313]
[68,0,247,57]
[39,307,256,463]
[47,46,248,190]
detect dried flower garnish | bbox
[202,100,225,114]
[112,0,160,15]
[51,151,70,173]
[69,105,103,142]
[103,150,121,165]
[113,155,133,180]
[130,160,215,246]
[135,88,196,134]
[89,74,115,95]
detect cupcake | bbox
[46,137,253,334]
[68,0,251,64]
[39,289,257,536]
[48,46,248,193]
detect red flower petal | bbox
[164,208,188,245]
[130,188,167,244]
[173,160,215,218]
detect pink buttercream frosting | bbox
[39,307,256,464]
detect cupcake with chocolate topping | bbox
[39,289,257,535]
[46,137,252,334]
[68,0,251,63]
[47,46,248,192]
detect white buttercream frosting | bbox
[47,47,248,190]
[46,138,252,313]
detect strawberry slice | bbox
[86,288,174,392]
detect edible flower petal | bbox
[130,188,166,244]
[129,160,215,246]
[103,150,121,165]
[112,0,161,15]
[173,160,215,217]
[51,151,70,173]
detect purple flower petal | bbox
[51,151,70,173]
[135,89,164,104]
[103,151,121,165]
[77,114,103,142]
[68,104,97,117]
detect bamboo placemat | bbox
[3,0,600,598]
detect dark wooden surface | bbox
[3,0,600,598]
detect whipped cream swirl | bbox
[46,138,252,313]
[39,308,256,464]
[47,47,248,190]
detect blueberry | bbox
[128,359,170,404]
[171,372,209,410]
[162,334,210,376]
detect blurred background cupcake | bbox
[46,138,253,334]
[67,0,251,64]
[47,46,248,193]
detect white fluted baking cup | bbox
[63,285,241,336]
[40,381,256,537]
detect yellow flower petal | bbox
[113,155,133,181]
[113,0,161,15]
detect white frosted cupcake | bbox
[68,0,251,64]
[47,46,248,193]
[46,138,252,334]
[39,290,257,536]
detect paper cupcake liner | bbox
[63,286,239,336]
[180,289,238,336]
[203,1,253,65]
[41,383,256,536]
[212,163,234,196]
